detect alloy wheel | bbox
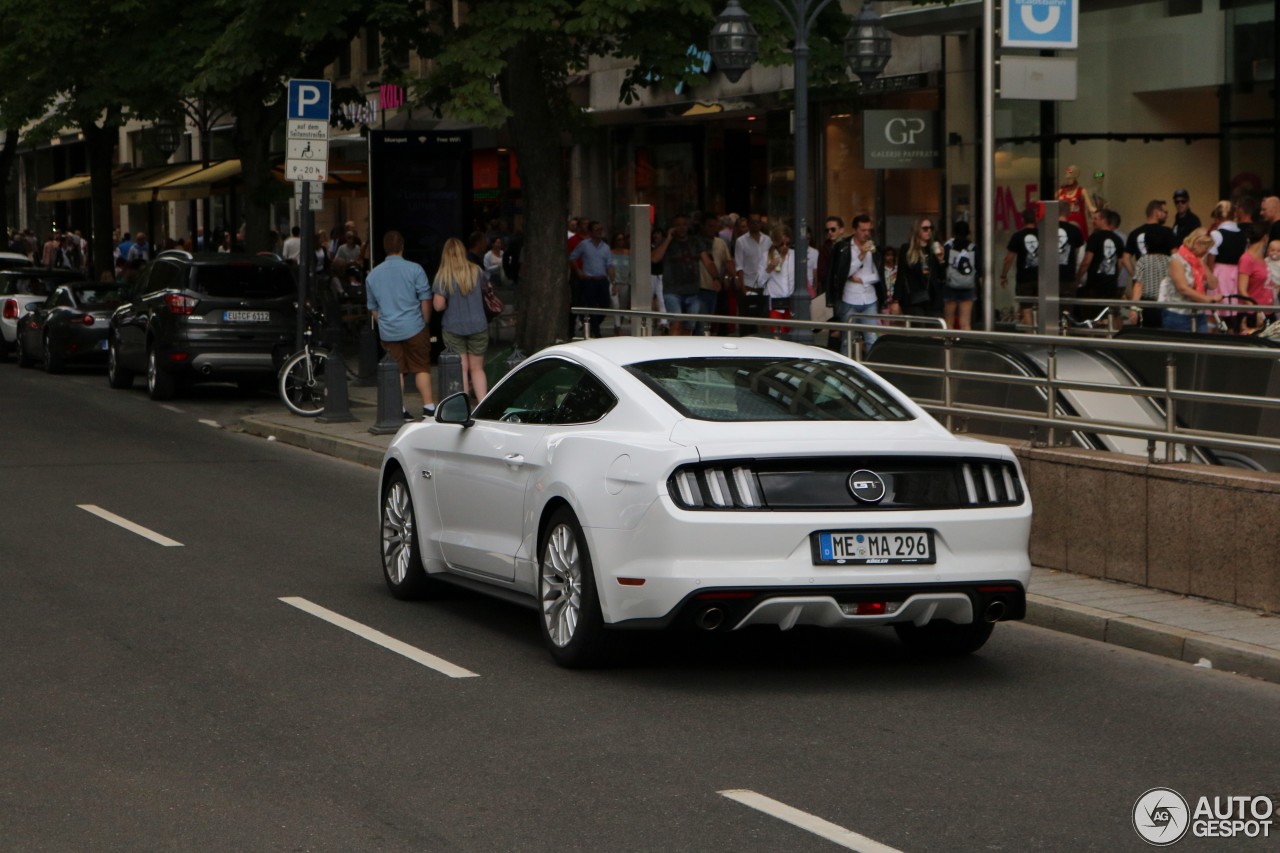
[382,480,415,586]
[540,523,584,648]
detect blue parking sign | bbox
[1003,0,1077,49]
[287,79,331,121]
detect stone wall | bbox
[1005,444,1280,614]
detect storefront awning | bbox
[115,163,209,205]
[154,160,242,202]
[35,174,93,203]
[881,0,981,36]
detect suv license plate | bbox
[812,530,935,566]
[224,310,270,322]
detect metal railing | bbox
[569,305,1280,465]
[1016,296,1280,337]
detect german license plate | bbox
[224,310,270,322]
[812,530,934,565]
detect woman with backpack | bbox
[943,220,979,330]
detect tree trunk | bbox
[232,97,285,253]
[0,129,17,239]
[81,120,118,278]
[503,38,568,353]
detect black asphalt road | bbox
[2,367,1277,852]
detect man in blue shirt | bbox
[366,230,435,418]
[568,220,615,337]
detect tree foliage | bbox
[373,0,854,349]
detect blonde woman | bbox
[758,224,796,333]
[1159,228,1222,332]
[894,216,945,317]
[432,237,490,399]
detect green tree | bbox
[193,0,369,252]
[376,0,853,351]
[0,0,218,273]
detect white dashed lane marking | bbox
[77,504,184,547]
[279,597,479,679]
[719,790,905,852]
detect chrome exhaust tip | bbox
[984,600,1007,623]
[695,606,725,631]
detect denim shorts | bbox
[943,287,976,302]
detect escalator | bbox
[865,333,1279,470]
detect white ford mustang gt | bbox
[378,336,1032,667]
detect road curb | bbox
[237,415,385,469]
[1026,595,1280,685]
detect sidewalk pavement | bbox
[234,383,1280,685]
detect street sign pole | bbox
[296,181,310,352]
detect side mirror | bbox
[435,392,474,427]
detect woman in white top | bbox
[758,225,798,332]
[483,237,504,285]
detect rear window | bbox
[193,264,295,298]
[3,276,62,297]
[74,287,127,310]
[626,357,912,422]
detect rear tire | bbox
[380,469,434,599]
[538,507,612,668]
[107,338,134,389]
[14,332,33,367]
[894,620,994,657]
[43,334,64,374]
[147,346,176,400]
[278,349,328,417]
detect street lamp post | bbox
[710,0,890,341]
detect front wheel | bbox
[538,507,612,668]
[278,348,329,416]
[381,469,435,599]
[894,620,995,657]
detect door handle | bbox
[503,453,525,467]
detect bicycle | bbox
[277,310,357,417]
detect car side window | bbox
[474,358,599,425]
[555,371,616,424]
[144,261,179,293]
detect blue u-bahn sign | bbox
[1003,0,1078,50]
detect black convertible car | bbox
[15,281,126,372]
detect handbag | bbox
[482,280,504,321]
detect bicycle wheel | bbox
[278,348,329,416]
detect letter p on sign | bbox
[288,79,332,121]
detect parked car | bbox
[377,336,1033,668]
[0,251,34,271]
[1,268,84,362]
[107,251,298,399]
[14,280,125,372]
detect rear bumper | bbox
[609,582,1027,631]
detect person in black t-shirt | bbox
[1000,206,1041,327]
[1057,214,1085,306]
[1172,189,1201,239]
[1122,199,1176,279]
[1077,209,1125,320]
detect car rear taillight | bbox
[164,293,196,315]
[2,299,16,320]
[80,314,95,326]
[669,464,764,510]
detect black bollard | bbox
[368,353,405,435]
[437,348,464,399]
[317,344,357,423]
[356,320,378,386]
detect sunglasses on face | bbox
[920,225,933,231]
[826,227,838,233]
